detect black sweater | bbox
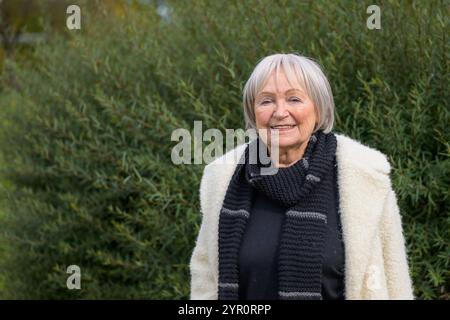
[238,161,345,300]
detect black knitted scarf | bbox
[218,129,337,300]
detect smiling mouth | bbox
[270,125,296,130]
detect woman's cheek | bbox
[296,120,313,136]
[256,112,272,128]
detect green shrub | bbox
[0,0,448,299]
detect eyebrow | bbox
[257,89,305,96]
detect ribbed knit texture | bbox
[218,129,337,300]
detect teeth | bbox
[271,125,295,128]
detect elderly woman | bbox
[189,53,414,300]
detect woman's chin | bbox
[268,136,300,149]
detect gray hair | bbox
[242,53,335,133]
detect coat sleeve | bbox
[379,187,415,299]
[189,165,217,299]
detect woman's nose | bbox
[273,100,289,118]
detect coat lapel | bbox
[205,143,248,289]
[335,134,391,299]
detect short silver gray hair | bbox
[242,53,335,133]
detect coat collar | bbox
[204,132,392,299]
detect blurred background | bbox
[0,0,448,299]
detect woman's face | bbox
[254,69,318,151]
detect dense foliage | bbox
[0,0,448,299]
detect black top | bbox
[238,161,345,300]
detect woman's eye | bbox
[289,97,301,103]
[260,100,272,105]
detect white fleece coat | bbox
[189,133,414,300]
